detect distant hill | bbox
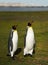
[0,3,48,7]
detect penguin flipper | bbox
[33,43,36,54]
[24,28,27,47]
[11,31,13,51]
[24,35,26,47]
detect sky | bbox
[0,0,48,6]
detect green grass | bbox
[0,11,48,65]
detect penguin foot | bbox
[24,54,28,57]
[28,54,32,57]
[24,54,32,57]
[30,55,32,57]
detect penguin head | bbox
[28,22,31,27]
[27,22,31,28]
[12,25,17,31]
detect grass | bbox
[0,11,48,65]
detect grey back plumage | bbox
[8,29,13,53]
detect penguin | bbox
[24,22,35,57]
[7,25,18,59]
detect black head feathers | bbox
[28,22,31,26]
[12,25,16,30]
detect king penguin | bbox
[24,22,35,56]
[7,25,18,59]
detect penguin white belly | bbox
[26,29,34,50]
[12,31,18,52]
[24,28,35,55]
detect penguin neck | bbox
[13,30,17,32]
[28,26,32,32]
[29,26,32,29]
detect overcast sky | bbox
[0,0,48,6]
